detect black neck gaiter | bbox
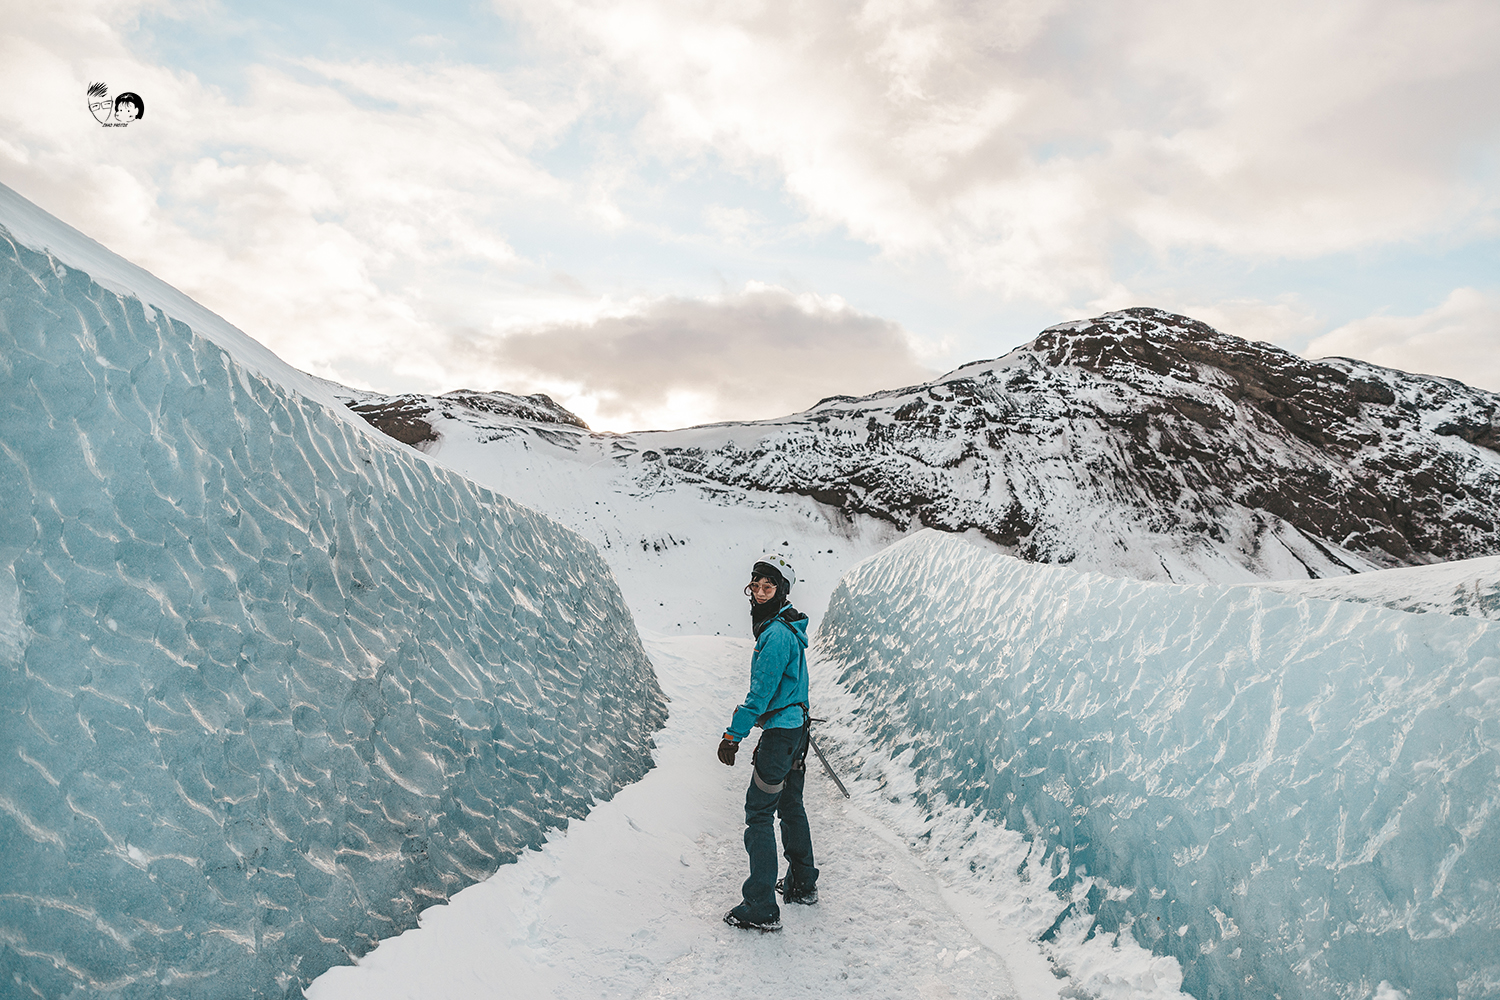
[750,591,785,637]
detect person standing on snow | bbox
[717,554,820,932]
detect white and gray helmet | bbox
[752,553,796,592]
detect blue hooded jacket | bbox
[726,611,809,740]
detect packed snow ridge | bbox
[0,213,666,998]
[347,308,1500,590]
[819,531,1500,1000]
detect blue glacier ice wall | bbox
[0,226,667,998]
[819,532,1500,1000]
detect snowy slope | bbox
[343,309,1500,602]
[818,531,1500,1000]
[0,189,666,998]
[355,403,913,636]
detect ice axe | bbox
[807,719,849,798]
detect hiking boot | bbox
[724,906,782,933]
[776,877,818,905]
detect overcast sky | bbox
[3,0,1498,430]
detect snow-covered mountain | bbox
[344,308,1500,598]
[338,386,914,637]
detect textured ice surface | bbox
[819,532,1500,1000]
[0,225,667,998]
[1250,555,1500,622]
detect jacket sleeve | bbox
[726,627,796,740]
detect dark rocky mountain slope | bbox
[346,308,1500,584]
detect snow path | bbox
[308,634,1034,1000]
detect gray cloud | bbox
[478,285,936,430]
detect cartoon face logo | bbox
[113,93,143,123]
[87,83,144,126]
[88,81,112,124]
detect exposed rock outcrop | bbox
[346,388,589,448]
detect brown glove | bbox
[717,736,739,766]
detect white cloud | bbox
[3,0,1497,425]
[0,0,583,392]
[523,0,1500,302]
[1306,288,1500,392]
[471,283,935,430]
